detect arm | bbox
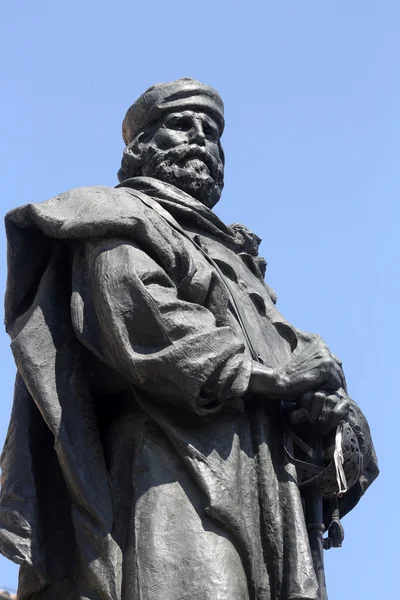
[72,239,349,414]
[72,239,253,415]
[248,334,346,400]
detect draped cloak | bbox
[0,177,378,600]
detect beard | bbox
[141,144,224,208]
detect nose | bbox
[189,119,206,145]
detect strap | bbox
[282,419,324,465]
[283,438,324,477]
[130,189,263,363]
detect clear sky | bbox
[0,1,397,597]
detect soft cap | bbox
[122,78,225,145]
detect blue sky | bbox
[0,1,397,597]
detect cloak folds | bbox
[0,178,378,600]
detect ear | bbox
[125,130,148,163]
[118,130,150,183]
[120,129,152,175]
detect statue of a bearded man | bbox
[0,79,378,600]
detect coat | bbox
[0,177,378,600]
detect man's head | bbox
[118,78,225,208]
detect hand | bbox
[297,389,350,434]
[275,335,346,397]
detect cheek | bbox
[151,128,187,150]
[206,142,222,163]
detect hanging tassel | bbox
[334,423,348,495]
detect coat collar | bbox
[117,176,262,256]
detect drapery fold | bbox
[1,179,378,599]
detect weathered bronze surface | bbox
[0,79,378,600]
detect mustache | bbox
[149,144,221,180]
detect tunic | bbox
[0,177,378,600]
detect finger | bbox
[318,397,350,433]
[320,363,344,394]
[317,394,339,433]
[320,355,345,392]
[337,368,347,392]
[329,398,350,428]
[316,388,332,397]
[309,391,326,422]
[335,364,347,391]
[298,391,315,410]
[288,408,309,426]
[332,354,342,367]
[319,366,343,392]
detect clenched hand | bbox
[296,389,350,434]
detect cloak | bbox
[0,178,378,600]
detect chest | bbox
[183,232,297,368]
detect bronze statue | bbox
[0,78,378,600]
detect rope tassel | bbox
[334,424,348,495]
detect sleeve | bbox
[71,239,252,415]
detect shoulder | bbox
[5,185,165,240]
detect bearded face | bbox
[120,110,225,209]
[141,141,224,208]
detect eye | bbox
[202,121,218,142]
[166,116,192,131]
